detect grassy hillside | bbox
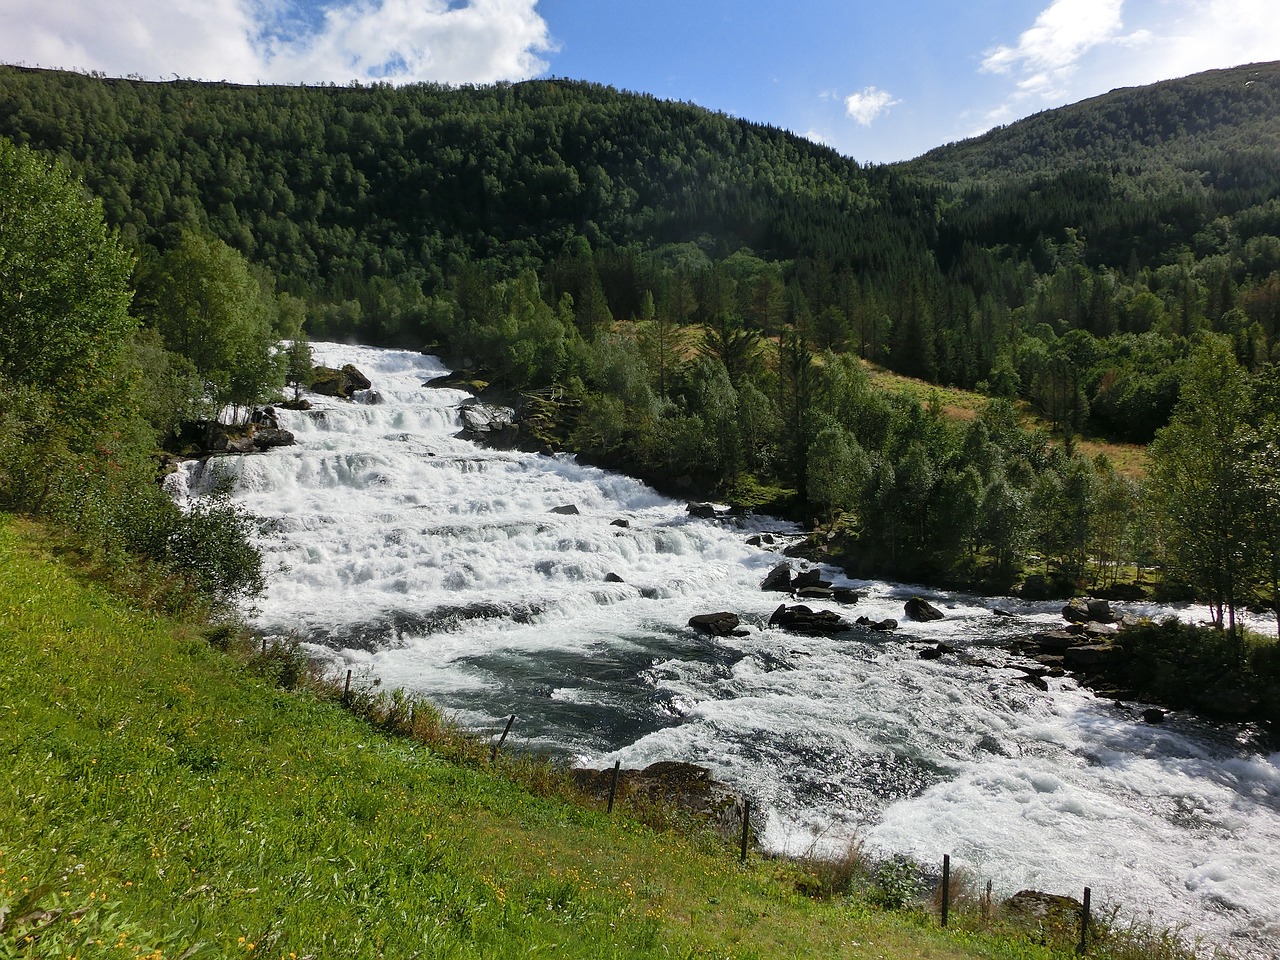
[1,513,1132,960]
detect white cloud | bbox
[980,0,1131,99]
[0,0,554,85]
[973,0,1280,134]
[844,86,901,126]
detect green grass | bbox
[0,515,1195,959]
[861,362,1149,478]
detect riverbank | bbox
[2,514,1209,960]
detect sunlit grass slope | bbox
[0,514,1105,960]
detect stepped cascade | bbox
[172,342,1280,956]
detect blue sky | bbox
[2,0,1277,162]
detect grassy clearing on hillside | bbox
[861,363,1148,478]
[1,516,1197,960]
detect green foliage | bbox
[1149,338,1254,630]
[0,137,135,403]
[134,229,284,417]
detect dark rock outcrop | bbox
[904,596,944,622]
[310,364,372,399]
[769,604,851,636]
[342,364,371,392]
[604,572,625,584]
[686,502,720,519]
[791,568,831,590]
[856,616,899,632]
[610,518,630,528]
[689,612,742,636]
[252,427,295,450]
[457,401,519,447]
[550,504,580,515]
[761,563,793,593]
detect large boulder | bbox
[457,401,519,447]
[1063,643,1118,670]
[769,604,851,636]
[856,615,898,632]
[310,364,372,399]
[686,502,721,519]
[689,612,742,636]
[904,597,944,622]
[1029,629,1091,653]
[342,363,372,391]
[791,567,832,590]
[252,427,296,450]
[1062,598,1091,623]
[761,562,793,593]
[1086,598,1116,623]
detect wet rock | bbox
[457,401,518,447]
[1142,708,1166,724]
[904,596,944,622]
[689,612,741,636]
[610,518,630,528]
[1030,629,1090,653]
[855,616,898,632]
[992,607,1015,618]
[252,427,295,450]
[604,572,625,584]
[796,586,834,601]
[1062,598,1091,623]
[761,562,793,593]
[746,533,777,547]
[549,504,580,515]
[791,568,832,590]
[769,604,851,636]
[1063,644,1117,670]
[831,587,861,604]
[341,364,372,392]
[1086,598,1116,623]
[687,502,720,519]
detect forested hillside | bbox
[3,62,1280,613]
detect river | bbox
[172,341,1280,957]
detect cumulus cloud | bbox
[844,86,901,126]
[0,0,554,85]
[974,0,1280,132]
[980,0,1133,100]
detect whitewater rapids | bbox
[171,342,1280,957]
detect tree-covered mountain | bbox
[4,61,1280,602]
[910,62,1280,270]
[0,66,934,306]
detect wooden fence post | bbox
[1078,886,1092,954]
[606,759,622,813]
[941,854,951,928]
[490,714,515,763]
[739,798,751,862]
[343,669,352,704]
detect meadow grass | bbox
[0,515,1195,959]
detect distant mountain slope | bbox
[903,62,1280,269]
[905,61,1280,184]
[0,67,934,296]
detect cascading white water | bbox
[176,341,1280,956]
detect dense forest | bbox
[2,62,1280,630]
